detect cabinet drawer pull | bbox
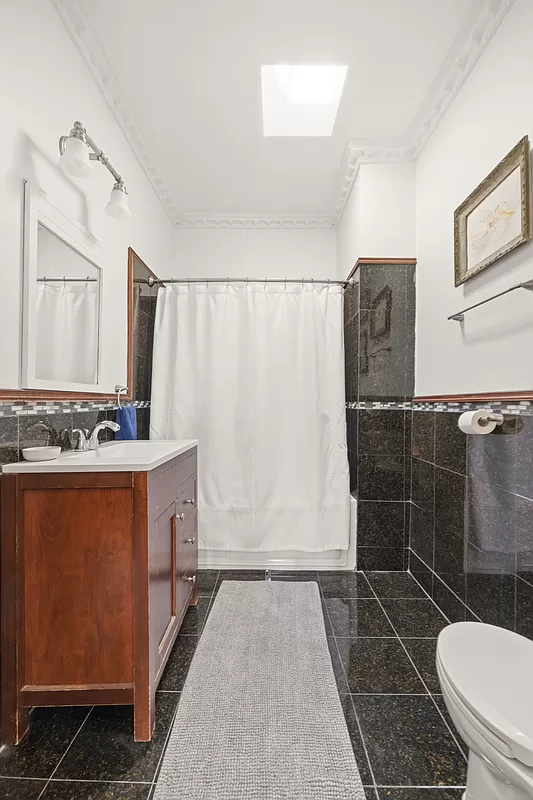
[185,537,196,544]
[184,498,195,505]
[186,575,196,583]
[176,512,185,521]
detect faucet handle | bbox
[72,428,90,451]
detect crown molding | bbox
[332,0,514,221]
[407,0,515,158]
[53,0,514,229]
[177,215,336,230]
[50,0,181,227]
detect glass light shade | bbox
[59,136,92,179]
[105,185,131,220]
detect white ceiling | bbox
[55,0,512,226]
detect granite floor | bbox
[0,570,466,799]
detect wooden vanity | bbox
[1,440,198,744]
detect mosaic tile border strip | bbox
[347,399,533,416]
[0,400,151,418]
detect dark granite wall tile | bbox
[358,455,406,501]
[412,411,435,462]
[409,409,533,643]
[410,502,434,570]
[357,501,405,548]
[358,410,406,456]
[345,262,415,570]
[435,413,466,474]
[0,416,20,465]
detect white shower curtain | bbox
[35,282,98,384]
[150,282,349,553]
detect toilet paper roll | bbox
[458,409,498,435]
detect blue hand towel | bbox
[115,406,137,440]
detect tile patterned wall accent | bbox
[344,262,416,571]
[410,410,533,640]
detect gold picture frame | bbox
[454,136,531,286]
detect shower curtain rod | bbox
[37,277,98,283]
[143,276,348,287]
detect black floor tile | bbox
[179,598,212,634]
[402,639,440,694]
[196,569,219,597]
[158,635,198,691]
[365,572,426,598]
[321,600,335,636]
[324,599,395,637]
[338,695,373,785]
[381,600,449,638]
[433,695,468,759]
[42,781,151,799]
[378,791,464,799]
[54,694,179,783]
[337,638,426,694]
[326,637,349,693]
[319,571,373,598]
[364,789,378,800]
[0,778,46,799]
[0,707,89,778]
[352,695,466,786]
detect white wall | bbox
[415,0,533,396]
[170,228,337,280]
[0,0,174,393]
[336,162,416,280]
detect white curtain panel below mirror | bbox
[151,282,350,553]
[35,282,98,384]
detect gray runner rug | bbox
[153,580,365,800]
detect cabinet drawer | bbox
[149,453,196,520]
[178,513,197,612]
[175,475,196,528]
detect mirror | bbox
[35,225,100,385]
[21,184,104,394]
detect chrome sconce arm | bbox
[58,121,131,220]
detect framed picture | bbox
[370,285,392,339]
[454,136,531,286]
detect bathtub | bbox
[198,494,357,571]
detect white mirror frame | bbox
[22,181,104,393]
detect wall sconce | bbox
[58,121,131,220]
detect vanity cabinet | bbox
[1,443,198,744]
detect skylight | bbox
[261,65,348,137]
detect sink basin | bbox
[2,439,198,473]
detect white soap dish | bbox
[22,446,62,462]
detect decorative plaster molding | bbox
[53,0,514,229]
[332,0,514,221]
[178,216,336,230]
[407,0,515,158]
[50,0,182,227]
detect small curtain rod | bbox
[37,277,98,283]
[144,276,347,287]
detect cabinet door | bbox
[149,498,177,654]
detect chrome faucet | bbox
[72,421,121,451]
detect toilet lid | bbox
[437,622,533,767]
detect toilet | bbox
[437,622,533,800]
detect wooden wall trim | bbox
[346,257,417,282]
[414,391,533,402]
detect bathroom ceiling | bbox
[57,0,511,225]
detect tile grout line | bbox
[318,573,381,799]
[364,577,469,763]
[409,553,483,622]
[36,706,94,800]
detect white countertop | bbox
[2,440,198,473]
